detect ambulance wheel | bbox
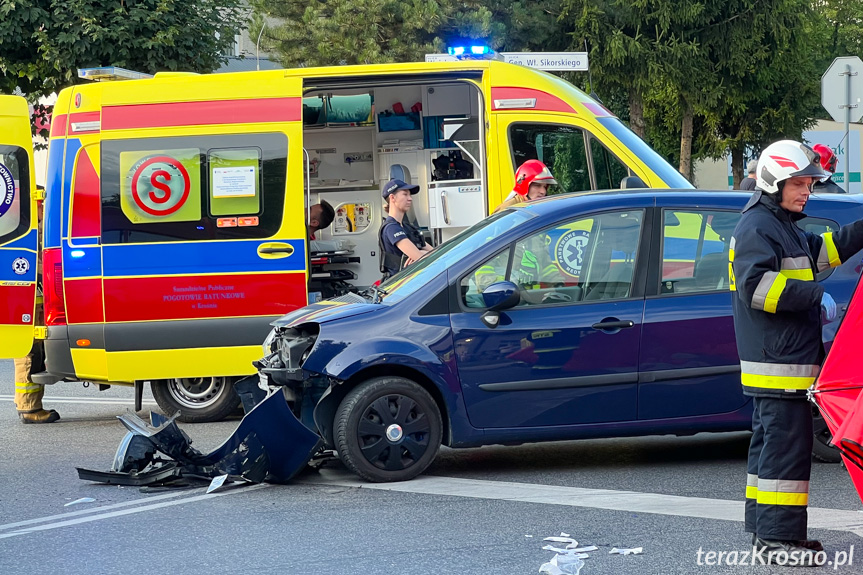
[335,377,442,483]
[151,377,240,423]
[812,408,842,463]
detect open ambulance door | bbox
[0,95,38,358]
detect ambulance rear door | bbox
[0,95,38,358]
[95,75,308,383]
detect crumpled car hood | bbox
[271,300,380,328]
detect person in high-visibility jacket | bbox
[731,140,863,561]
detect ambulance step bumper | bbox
[31,371,62,385]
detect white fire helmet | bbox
[755,140,828,195]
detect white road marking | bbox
[0,484,270,539]
[297,471,863,537]
[0,394,156,406]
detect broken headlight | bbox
[262,327,278,356]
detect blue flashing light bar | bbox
[447,44,493,58]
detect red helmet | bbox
[813,143,838,174]
[513,160,557,196]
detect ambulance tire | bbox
[151,377,240,423]
[335,377,442,483]
[812,407,842,463]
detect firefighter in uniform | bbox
[811,144,846,195]
[15,199,60,423]
[492,159,557,214]
[731,140,863,562]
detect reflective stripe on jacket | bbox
[730,190,863,398]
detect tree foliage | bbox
[251,0,570,67]
[0,0,249,98]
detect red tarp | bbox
[813,274,863,503]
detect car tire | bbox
[812,407,842,463]
[335,376,442,483]
[151,377,240,423]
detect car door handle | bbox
[592,320,634,331]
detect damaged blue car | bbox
[256,189,863,482]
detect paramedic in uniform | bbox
[15,200,59,424]
[730,140,863,561]
[380,178,432,277]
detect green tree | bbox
[251,0,506,67]
[0,0,248,98]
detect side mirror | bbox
[482,281,520,311]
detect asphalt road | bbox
[1,358,861,575]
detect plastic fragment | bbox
[568,545,598,552]
[64,497,95,507]
[206,474,230,494]
[610,547,643,555]
[543,536,577,545]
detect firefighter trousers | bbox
[14,342,45,413]
[745,396,813,541]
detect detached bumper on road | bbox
[77,389,322,486]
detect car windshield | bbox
[597,117,694,189]
[380,209,534,303]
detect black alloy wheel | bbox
[335,376,443,482]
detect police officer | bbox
[380,178,432,278]
[731,140,863,561]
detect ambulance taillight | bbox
[43,248,66,326]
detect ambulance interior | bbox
[301,80,485,298]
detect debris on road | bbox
[538,533,593,575]
[64,497,95,507]
[77,390,321,487]
[610,547,643,555]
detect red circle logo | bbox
[130,156,191,216]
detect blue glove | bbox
[821,292,837,321]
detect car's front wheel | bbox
[335,376,443,482]
[151,377,240,423]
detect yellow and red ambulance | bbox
[0,60,692,421]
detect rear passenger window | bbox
[0,145,30,244]
[659,209,739,295]
[101,134,286,244]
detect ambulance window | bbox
[0,146,29,245]
[209,148,261,217]
[659,209,739,295]
[509,123,591,194]
[590,137,630,190]
[100,133,286,243]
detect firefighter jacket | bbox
[813,177,846,194]
[730,189,863,398]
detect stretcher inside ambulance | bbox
[0,61,691,422]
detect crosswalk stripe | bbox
[297,471,863,536]
[0,394,156,405]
